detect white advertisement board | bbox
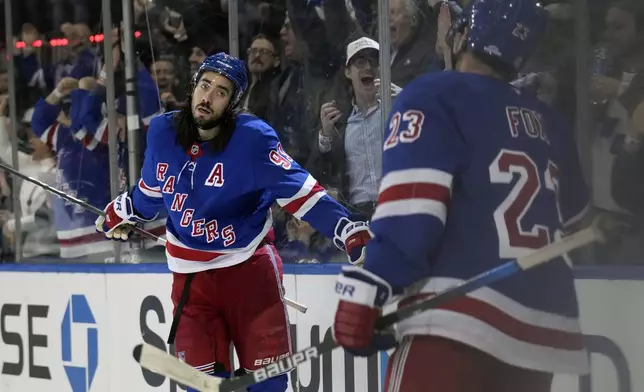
[0,267,637,392]
[0,273,111,392]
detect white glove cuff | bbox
[339,266,393,307]
[336,274,379,306]
[113,191,157,223]
[333,217,372,250]
[113,191,135,222]
[341,221,370,242]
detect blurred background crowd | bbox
[0,0,641,265]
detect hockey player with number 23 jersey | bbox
[333,1,591,391]
[95,53,370,392]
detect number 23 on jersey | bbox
[384,110,425,151]
[490,148,564,259]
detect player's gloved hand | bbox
[94,191,150,241]
[334,217,371,266]
[333,266,397,357]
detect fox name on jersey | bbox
[364,71,590,375]
[132,111,352,273]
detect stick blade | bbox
[134,343,222,392]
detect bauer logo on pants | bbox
[61,294,99,392]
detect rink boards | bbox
[0,263,638,392]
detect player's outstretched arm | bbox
[252,125,348,235]
[252,124,370,264]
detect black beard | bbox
[193,116,221,132]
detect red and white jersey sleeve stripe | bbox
[39,122,60,152]
[372,168,453,224]
[79,110,163,151]
[138,178,162,198]
[275,174,327,219]
[254,126,349,240]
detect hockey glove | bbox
[95,191,152,241]
[333,266,397,357]
[334,217,371,266]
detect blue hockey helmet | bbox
[192,52,249,107]
[447,0,548,73]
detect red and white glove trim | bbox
[112,192,137,222]
[333,218,371,247]
[333,217,372,265]
[335,266,393,308]
[96,190,157,240]
[333,266,398,355]
[342,221,371,243]
[111,190,157,223]
[336,275,380,306]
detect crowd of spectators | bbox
[0,0,641,265]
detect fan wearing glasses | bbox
[243,34,281,121]
[316,37,401,220]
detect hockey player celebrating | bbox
[332,1,590,391]
[95,53,370,392]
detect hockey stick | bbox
[0,161,165,245]
[0,161,309,313]
[133,221,603,392]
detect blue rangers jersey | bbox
[31,90,166,258]
[31,93,119,258]
[76,67,163,149]
[131,112,350,273]
[365,71,589,374]
[74,69,167,237]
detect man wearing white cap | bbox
[317,37,400,219]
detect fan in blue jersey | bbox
[94,53,370,392]
[333,0,591,391]
[30,77,122,259]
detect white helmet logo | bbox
[216,60,233,69]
